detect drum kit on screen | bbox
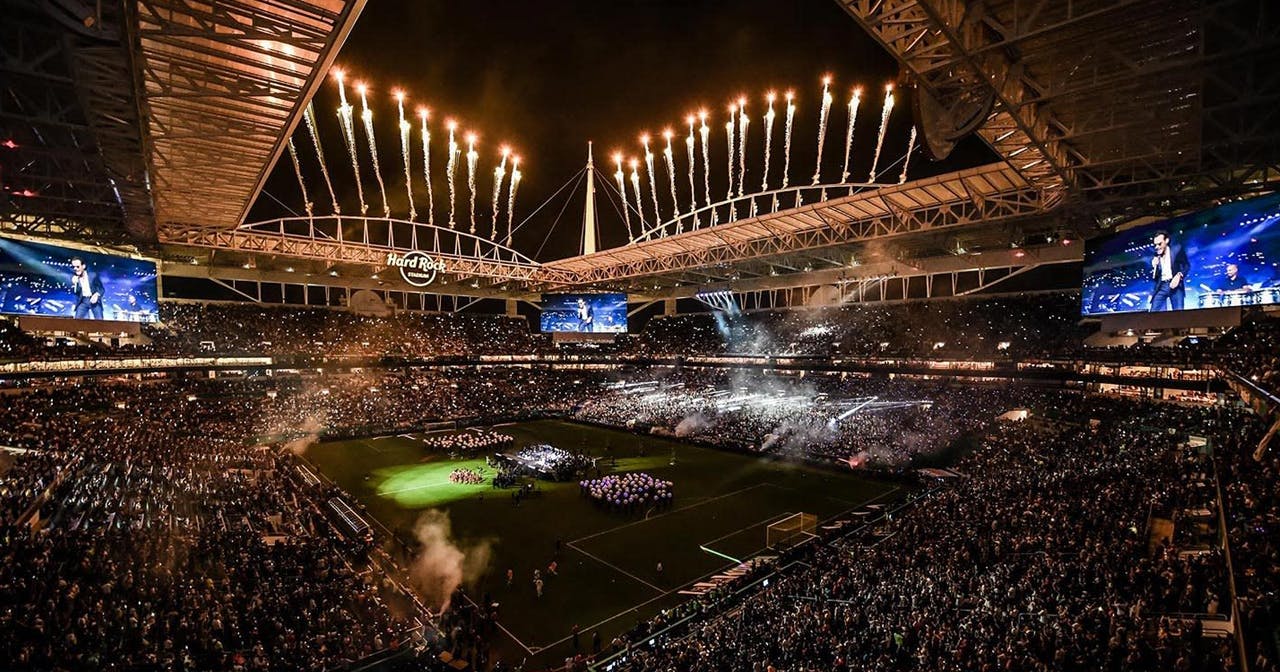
[1197,287,1280,308]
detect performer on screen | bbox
[1215,263,1253,293]
[1149,230,1190,312]
[70,257,105,320]
[576,298,594,332]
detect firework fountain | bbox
[357,83,391,217]
[491,146,510,239]
[868,83,895,182]
[302,103,339,214]
[613,152,633,240]
[418,108,434,225]
[662,129,680,230]
[333,70,367,215]
[394,90,416,221]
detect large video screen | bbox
[0,236,159,322]
[1082,192,1280,316]
[540,293,628,333]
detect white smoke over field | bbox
[408,509,492,613]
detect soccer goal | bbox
[766,512,819,550]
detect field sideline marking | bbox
[567,482,776,546]
[564,540,665,593]
[529,484,903,653]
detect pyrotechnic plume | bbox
[333,70,367,215]
[394,90,416,220]
[286,138,313,217]
[736,96,749,198]
[302,103,340,214]
[640,134,662,233]
[418,108,434,225]
[445,119,458,227]
[841,87,862,184]
[812,75,834,185]
[357,83,391,217]
[613,151,633,240]
[491,145,510,239]
[869,83,895,182]
[685,115,699,229]
[698,110,711,222]
[725,104,737,201]
[899,125,917,185]
[506,155,521,242]
[762,92,776,192]
[662,129,680,223]
[781,90,795,189]
[629,158,647,238]
[465,132,478,234]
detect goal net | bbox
[766,512,818,550]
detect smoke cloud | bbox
[408,509,493,613]
[675,411,714,437]
[283,415,326,455]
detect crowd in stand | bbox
[580,472,673,513]
[609,395,1268,672]
[5,293,1280,400]
[2,293,1279,671]
[576,373,1019,468]
[0,382,407,670]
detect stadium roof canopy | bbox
[3,0,1278,302]
[1,0,365,242]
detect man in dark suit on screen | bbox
[70,257,105,319]
[1149,230,1190,312]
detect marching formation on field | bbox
[579,472,674,513]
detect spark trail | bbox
[725,104,736,203]
[506,155,521,243]
[685,115,699,229]
[286,138,312,217]
[418,108,434,225]
[868,84,895,182]
[303,103,339,214]
[641,134,662,234]
[812,75,833,185]
[394,91,416,220]
[781,91,795,189]
[899,125,917,185]
[613,152,633,240]
[699,110,712,223]
[465,132,478,234]
[736,96,749,198]
[357,83,390,217]
[445,119,458,227]
[662,129,680,227]
[841,87,862,184]
[491,146,510,239]
[629,158,647,238]
[761,92,776,192]
[334,71,367,215]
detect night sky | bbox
[249,0,993,261]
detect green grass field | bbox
[305,419,897,666]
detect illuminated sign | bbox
[386,251,446,287]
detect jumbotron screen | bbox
[540,293,628,333]
[1081,192,1280,316]
[0,236,159,323]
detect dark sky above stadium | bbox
[250,0,992,261]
